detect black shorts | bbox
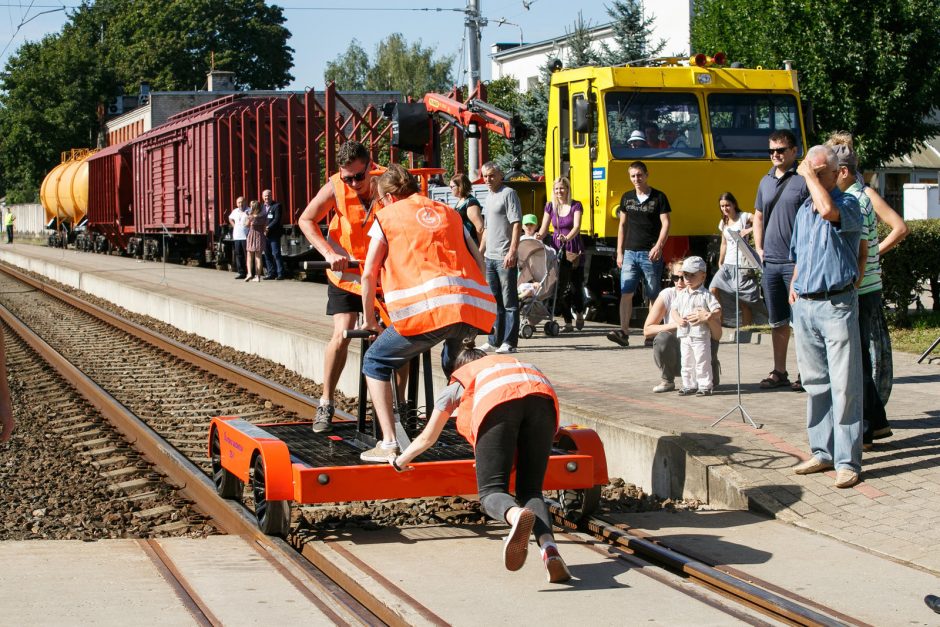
[326,281,363,315]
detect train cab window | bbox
[707,93,803,158]
[604,92,704,159]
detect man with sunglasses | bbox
[298,141,380,433]
[752,130,809,390]
[261,189,286,280]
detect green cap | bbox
[522,214,538,226]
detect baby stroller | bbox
[517,237,562,338]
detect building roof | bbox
[491,22,613,61]
[881,137,940,170]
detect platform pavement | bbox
[3,244,940,575]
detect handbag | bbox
[551,202,583,268]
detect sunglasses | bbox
[340,169,368,185]
[671,275,684,282]
[767,147,791,155]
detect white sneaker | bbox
[478,343,496,352]
[652,379,675,393]
[360,443,398,463]
[495,343,517,354]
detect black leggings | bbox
[475,395,556,540]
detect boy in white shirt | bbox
[671,256,721,396]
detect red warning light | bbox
[713,51,727,66]
[692,53,708,67]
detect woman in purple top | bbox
[537,176,585,331]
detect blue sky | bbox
[0,1,614,90]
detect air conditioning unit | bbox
[107,98,124,116]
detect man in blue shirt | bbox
[787,145,863,489]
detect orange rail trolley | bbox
[208,333,609,536]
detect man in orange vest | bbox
[358,164,496,464]
[391,343,572,584]
[298,141,379,433]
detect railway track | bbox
[0,263,865,626]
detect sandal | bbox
[759,369,790,389]
[791,375,804,392]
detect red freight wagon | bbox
[80,140,134,254]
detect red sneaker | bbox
[542,545,572,583]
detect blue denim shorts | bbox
[620,250,664,300]
[362,322,480,381]
[761,261,795,327]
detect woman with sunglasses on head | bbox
[449,172,484,245]
[356,164,496,463]
[244,200,267,282]
[642,259,721,393]
[708,192,760,326]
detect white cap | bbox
[681,256,706,274]
[628,130,647,143]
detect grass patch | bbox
[890,311,940,355]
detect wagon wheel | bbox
[545,321,560,337]
[521,324,535,339]
[210,429,244,500]
[557,485,601,523]
[251,455,291,537]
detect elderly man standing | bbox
[788,145,863,489]
[479,162,522,354]
[262,189,286,280]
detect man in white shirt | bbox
[228,196,249,279]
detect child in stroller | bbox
[517,232,562,339]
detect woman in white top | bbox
[708,192,760,326]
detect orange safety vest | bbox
[325,172,377,294]
[376,194,496,336]
[450,355,559,447]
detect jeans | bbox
[485,258,518,348]
[761,261,795,328]
[858,290,889,440]
[792,289,863,472]
[264,233,285,278]
[620,250,664,300]
[232,239,247,276]
[362,322,479,381]
[475,395,556,540]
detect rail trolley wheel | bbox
[557,485,601,523]
[210,429,243,500]
[251,454,291,537]
[545,321,560,337]
[521,324,535,339]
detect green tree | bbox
[691,0,940,167]
[324,40,370,90]
[484,75,524,166]
[601,0,665,65]
[566,12,601,67]
[92,0,294,91]
[365,34,453,99]
[0,0,293,199]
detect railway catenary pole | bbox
[465,0,485,180]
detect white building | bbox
[491,1,693,92]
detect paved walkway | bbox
[3,244,940,574]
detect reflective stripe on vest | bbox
[326,172,374,294]
[451,356,559,446]
[376,195,496,336]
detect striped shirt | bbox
[845,183,882,295]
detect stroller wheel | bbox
[545,321,560,337]
[521,324,535,339]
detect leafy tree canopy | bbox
[0,0,294,200]
[691,0,940,167]
[324,33,453,99]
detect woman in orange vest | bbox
[358,164,496,464]
[391,341,572,584]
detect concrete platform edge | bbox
[1,248,759,511]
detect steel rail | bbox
[0,263,332,420]
[549,504,853,627]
